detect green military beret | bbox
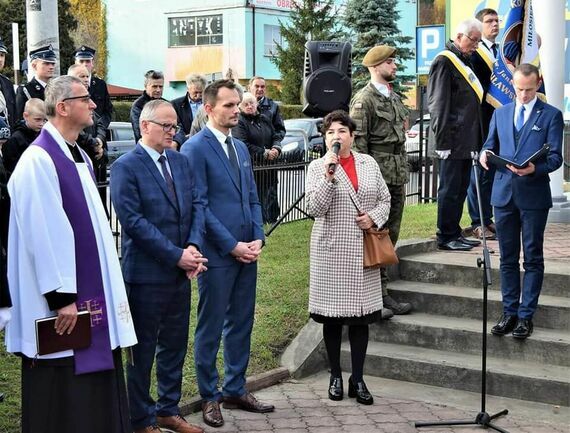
[362,45,397,67]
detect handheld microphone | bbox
[328,141,341,175]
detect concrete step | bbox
[388,280,570,331]
[369,313,570,367]
[340,341,570,407]
[399,251,570,298]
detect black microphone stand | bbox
[415,153,509,432]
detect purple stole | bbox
[34,129,114,374]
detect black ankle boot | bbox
[348,376,373,405]
[328,375,343,401]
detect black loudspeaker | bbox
[302,41,352,117]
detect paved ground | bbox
[460,222,570,262]
[184,372,569,433]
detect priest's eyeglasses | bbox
[148,120,181,134]
[61,94,92,103]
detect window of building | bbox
[169,15,223,47]
[264,25,282,57]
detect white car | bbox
[405,115,430,171]
[106,122,136,166]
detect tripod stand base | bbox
[416,409,509,432]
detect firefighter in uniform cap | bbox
[350,45,413,319]
[75,45,114,128]
[15,45,56,121]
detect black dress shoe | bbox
[348,376,373,405]
[458,236,481,247]
[491,314,518,336]
[438,240,474,251]
[512,319,533,339]
[328,376,343,401]
[381,308,394,320]
[383,294,412,315]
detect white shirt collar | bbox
[515,96,538,114]
[35,77,47,88]
[481,37,496,50]
[371,81,390,98]
[480,37,497,60]
[514,96,537,127]
[206,122,232,147]
[139,140,165,163]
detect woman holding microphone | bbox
[305,110,391,405]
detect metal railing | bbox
[99,130,436,242]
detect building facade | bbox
[104,0,417,100]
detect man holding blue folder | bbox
[480,63,563,339]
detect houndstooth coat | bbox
[306,151,391,318]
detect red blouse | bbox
[340,153,358,192]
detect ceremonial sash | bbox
[437,50,484,103]
[476,46,494,71]
[34,129,114,375]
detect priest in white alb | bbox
[6,75,137,433]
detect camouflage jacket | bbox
[350,82,409,185]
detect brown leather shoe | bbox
[201,401,224,428]
[473,226,496,240]
[223,392,275,413]
[156,415,203,433]
[134,426,163,433]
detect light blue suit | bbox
[181,126,264,401]
[482,98,563,319]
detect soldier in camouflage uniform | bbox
[350,45,413,318]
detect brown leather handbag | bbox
[348,192,399,268]
[362,227,399,268]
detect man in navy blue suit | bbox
[181,80,273,428]
[111,99,207,433]
[480,63,563,340]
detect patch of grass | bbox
[399,202,471,240]
[0,205,465,432]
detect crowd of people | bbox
[0,5,564,432]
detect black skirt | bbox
[21,349,130,433]
[310,309,382,326]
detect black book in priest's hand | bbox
[35,310,91,355]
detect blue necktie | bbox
[516,105,526,132]
[158,155,177,203]
[225,136,239,178]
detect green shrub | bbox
[113,101,132,122]
[280,104,305,120]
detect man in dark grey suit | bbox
[111,99,207,433]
